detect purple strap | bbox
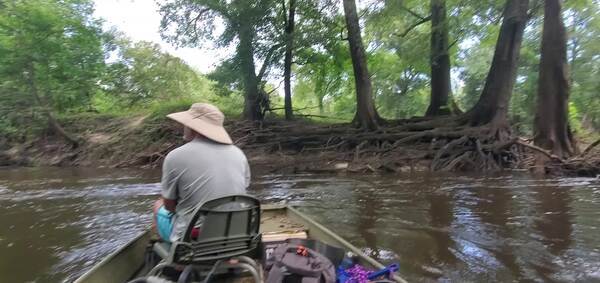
[345,264,371,283]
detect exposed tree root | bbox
[516,139,565,163]
[582,138,600,157]
[221,118,599,176]
[219,119,515,173]
[515,138,600,176]
[11,115,596,177]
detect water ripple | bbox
[0,170,599,283]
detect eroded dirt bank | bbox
[1,115,598,176]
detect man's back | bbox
[161,137,250,242]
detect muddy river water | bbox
[0,167,599,282]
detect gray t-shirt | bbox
[161,138,250,242]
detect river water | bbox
[0,167,599,282]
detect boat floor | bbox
[75,206,405,283]
[259,208,308,239]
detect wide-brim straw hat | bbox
[166,103,233,144]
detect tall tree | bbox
[103,39,210,106]
[159,0,277,121]
[425,0,451,116]
[238,21,263,120]
[565,1,600,132]
[279,0,344,117]
[533,0,576,158]
[343,0,380,130]
[463,0,529,129]
[283,0,296,120]
[0,0,105,146]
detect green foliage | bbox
[210,92,245,118]
[0,117,20,143]
[0,0,106,140]
[292,41,353,119]
[0,0,105,109]
[147,98,197,121]
[567,0,600,133]
[0,0,598,143]
[158,0,280,93]
[102,37,214,109]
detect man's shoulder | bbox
[165,140,247,162]
[196,139,245,153]
[222,144,247,160]
[164,142,194,163]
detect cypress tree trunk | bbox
[239,25,262,121]
[464,0,529,128]
[283,0,296,120]
[426,0,451,117]
[533,0,576,158]
[343,0,379,130]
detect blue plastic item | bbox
[336,254,355,283]
[156,206,173,241]
[340,256,354,269]
[337,266,351,283]
[367,263,400,280]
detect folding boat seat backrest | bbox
[169,194,262,265]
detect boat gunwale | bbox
[75,205,407,283]
[74,227,150,283]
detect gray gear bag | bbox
[266,244,336,283]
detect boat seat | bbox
[149,195,262,281]
[152,242,170,260]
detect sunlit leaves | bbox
[0,0,105,111]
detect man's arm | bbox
[161,153,180,213]
[162,198,177,213]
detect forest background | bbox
[0,0,598,174]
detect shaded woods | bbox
[0,0,599,175]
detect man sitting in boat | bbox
[153,103,251,243]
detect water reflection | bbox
[356,187,380,259]
[426,189,457,268]
[534,184,573,255]
[0,168,599,282]
[531,182,574,281]
[473,184,522,281]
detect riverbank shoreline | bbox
[0,116,430,174]
[1,114,598,176]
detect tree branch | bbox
[269,105,320,112]
[205,2,232,21]
[25,61,80,147]
[257,43,285,82]
[581,138,600,157]
[183,8,210,41]
[517,140,564,163]
[448,37,460,50]
[401,6,428,20]
[280,0,288,25]
[528,0,543,19]
[397,16,432,38]
[294,114,347,120]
